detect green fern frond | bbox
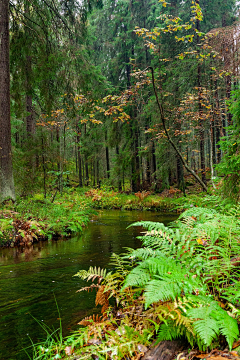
[103,273,123,295]
[179,207,219,219]
[144,279,182,306]
[157,321,180,342]
[109,252,131,276]
[123,247,164,261]
[74,266,112,283]
[187,300,239,349]
[123,257,204,308]
[211,308,239,350]
[193,318,219,347]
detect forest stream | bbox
[0,210,178,360]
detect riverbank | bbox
[0,190,95,247]
[0,186,234,247]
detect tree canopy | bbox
[0,0,239,201]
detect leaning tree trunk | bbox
[0,0,15,202]
[148,66,208,192]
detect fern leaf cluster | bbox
[122,207,240,350]
[71,206,240,357]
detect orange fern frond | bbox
[77,283,99,292]
[95,285,111,314]
[78,313,104,326]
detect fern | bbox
[120,207,240,350]
[156,321,180,341]
[74,266,112,284]
[109,252,132,276]
[187,299,239,349]
[122,257,205,308]
[72,206,240,356]
[123,247,165,261]
[157,319,195,345]
[216,311,239,350]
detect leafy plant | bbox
[122,206,240,350]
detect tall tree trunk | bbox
[41,135,46,198]
[0,0,15,201]
[25,0,35,138]
[196,3,206,185]
[26,83,35,135]
[211,118,216,166]
[151,140,157,183]
[85,155,89,186]
[131,119,141,192]
[226,74,232,126]
[56,127,62,191]
[76,122,83,187]
[144,125,150,187]
[135,127,140,191]
[105,130,110,179]
[116,145,122,191]
[96,158,100,188]
[177,154,185,194]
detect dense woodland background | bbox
[0,0,240,201]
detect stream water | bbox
[0,210,178,360]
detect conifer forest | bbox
[0,0,240,359]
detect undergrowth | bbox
[0,189,95,246]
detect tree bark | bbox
[105,130,110,179]
[196,3,206,185]
[25,1,35,137]
[116,145,122,191]
[0,0,15,201]
[151,140,156,184]
[142,340,185,360]
[76,122,83,187]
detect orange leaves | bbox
[134,191,151,202]
[80,118,102,124]
[13,219,45,246]
[78,314,105,326]
[174,129,192,137]
[96,285,110,315]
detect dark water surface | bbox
[0,210,177,360]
